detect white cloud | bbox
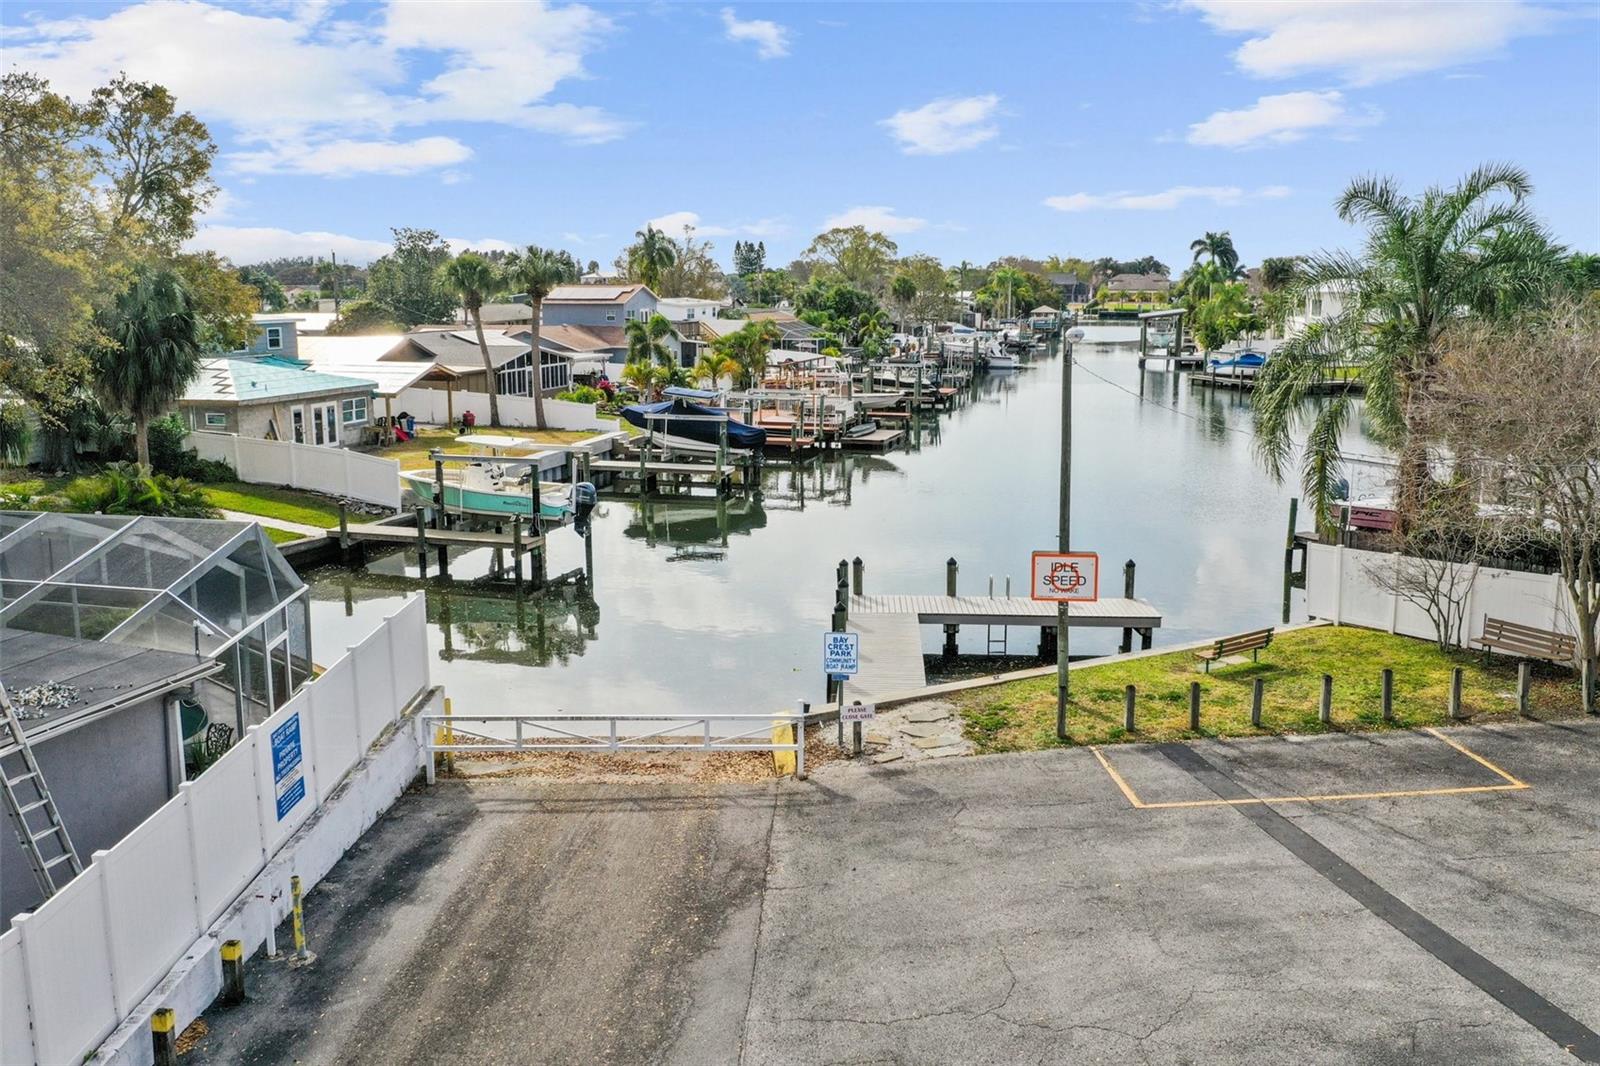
[645,211,789,240]
[1042,186,1289,212]
[5,0,627,178]
[822,205,927,235]
[721,7,790,59]
[185,225,394,264]
[230,136,473,177]
[1181,0,1556,85]
[1186,90,1381,148]
[880,94,1001,155]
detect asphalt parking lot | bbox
[188,720,1600,1065]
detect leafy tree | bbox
[367,228,455,326]
[855,308,891,360]
[626,225,677,291]
[655,226,725,299]
[1253,164,1562,531]
[626,313,676,367]
[1190,283,1260,351]
[236,266,287,311]
[744,269,793,307]
[325,300,403,335]
[802,226,898,293]
[439,252,505,427]
[1562,252,1600,299]
[508,246,579,429]
[173,252,259,351]
[711,320,781,388]
[89,75,216,249]
[889,274,917,328]
[1189,231,1239,274]
[94,267,203,467]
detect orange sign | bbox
[1030,551,1100,602]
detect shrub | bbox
[62,462,220,518]
[146,414,236,481]
[0,403,34,466]
[556,385,604,405]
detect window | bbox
[265,326,282,350]
[605,312,617,321]
[340,397,368,424]
[496,352,534,397]
[204,412,227,428]
[1311,295,1323,317]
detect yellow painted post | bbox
[291,875,309,963]
[221,939,246,1005]
[152,1008,178,1066]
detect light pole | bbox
[1057,324,1086,740]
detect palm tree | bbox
[620,359,665,399]
[854,307,891,357]
[692,351,739,389]
[625,313,675,368]
[1259,256,1300,292]
[439,252,502,426]
[1253,163,1561,532]
[889,274,917,330]
[629,225,676,291]
[510,246,578,429]
[95,267,202,468]
[1189,231,1239,274]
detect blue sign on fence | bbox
[271,714,306,821]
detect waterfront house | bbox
[462,302,536,329]
[0,513,312,921]
[1103,274,1172,302]
[178,356,378,447]
[541,283,660,329]
[504,323,620,379]
[380,327,574,400]
[657,297,730,323]
[1046,273,1092,306]
[1284,281,1352,336]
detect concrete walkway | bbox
[219,510,331,538]
[186,720,1600,1065]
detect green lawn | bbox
[200,483,345,528]
[262,525,306,544]
[957,625,1587,752]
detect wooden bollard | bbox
[1449,667,1464,720]
[852,556,864,596]
[1518,662,1531,717]
[1381,668,1394,722]
[221,939,246,1005]
[1320,674,1333,724]
[1123,685,1136,731]
[1119,560,1137,654]
[1188,681,1200,731]
[1584,658,1595,715]
[943,557,959,658]
[152,1008,178,1066]
[1250,678,1264,728]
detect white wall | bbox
[1305,543,1579,651]
[189,431,400,510]
[1,598,430,1066]
[396,387,605,432]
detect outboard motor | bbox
[572,481,598,535]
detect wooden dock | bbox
[1189,373,1362,395]
[839,427,905,451]
[840,594,1164,702]
[341,521,544,550]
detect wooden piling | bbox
[1449,667,1464,719]
[1320,674,1332,724]
[1517,662,1531,717]
[1120,559,1136,653]
[1251,677,1264,728]
[512,521,524,585]
[1188,681,1200,731]
[412,505,428,576]
[1123,685,1136,732]
[1381,668,1394,722]
[852,556,864,596]
[942,557,959,658]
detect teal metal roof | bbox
[184,358,376,404]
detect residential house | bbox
[656,297,729,323]
[1046,273,1092,305]
[1283,281,1353,338]
[179,356,378,447]
[379,327,573,400]
[540,284,676,369]
[0,513,311,922]
[504,323,619,380]
[234,315,301,358]
[1103,274,1172,301]
[462,302,535,329]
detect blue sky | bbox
[5,1,1598,270]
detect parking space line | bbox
[1091,729,1532,811]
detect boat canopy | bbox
[663,385,722,401]
[622,398,767,449]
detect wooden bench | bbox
[1472,617,1576,665]
[1193,627,1275,672]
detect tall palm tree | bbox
[625,312,676,368]
[1253,163,1560,531]
[510,246,578,429]
[439,252,502,426]
[1259,256,1300,292]
[1189,231,1239,274]
[890,274,917,330]
[629,226,676,291]
[692,350,739,389]
[94,267,202,467]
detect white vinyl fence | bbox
[0,596,430,1066]
[396,387,606,432]
[1305,543,1580,651]
[189,431,401,510]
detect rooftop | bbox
[382,329,528,371]
[544,284,654,304]
[184,357,377,405]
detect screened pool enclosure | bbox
[0,512,312,733]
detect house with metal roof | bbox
[178,356,378,448]
[376,327,576,400]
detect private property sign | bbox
[271,714,306,821]
[1030,552,1100,602]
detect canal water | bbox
[305,327,1388,717]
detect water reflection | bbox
[307,328,1389,717]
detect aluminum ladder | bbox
[0,683,82,900]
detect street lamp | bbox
[1057,325,1087,740]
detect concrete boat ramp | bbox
[845,593,1163,702]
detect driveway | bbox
[186,720,1600,1065]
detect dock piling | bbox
[1282,497,1299,624]
[512,522,524,585]
[412,505,428,576]
[942,557,959,658]
[1120,559,1136,653]
[852,556,863,596]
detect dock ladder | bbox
[1,683,83,900]
[985,576,1010,656]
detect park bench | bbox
[1193,627,1275,673]
[1472,617,1576,665]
